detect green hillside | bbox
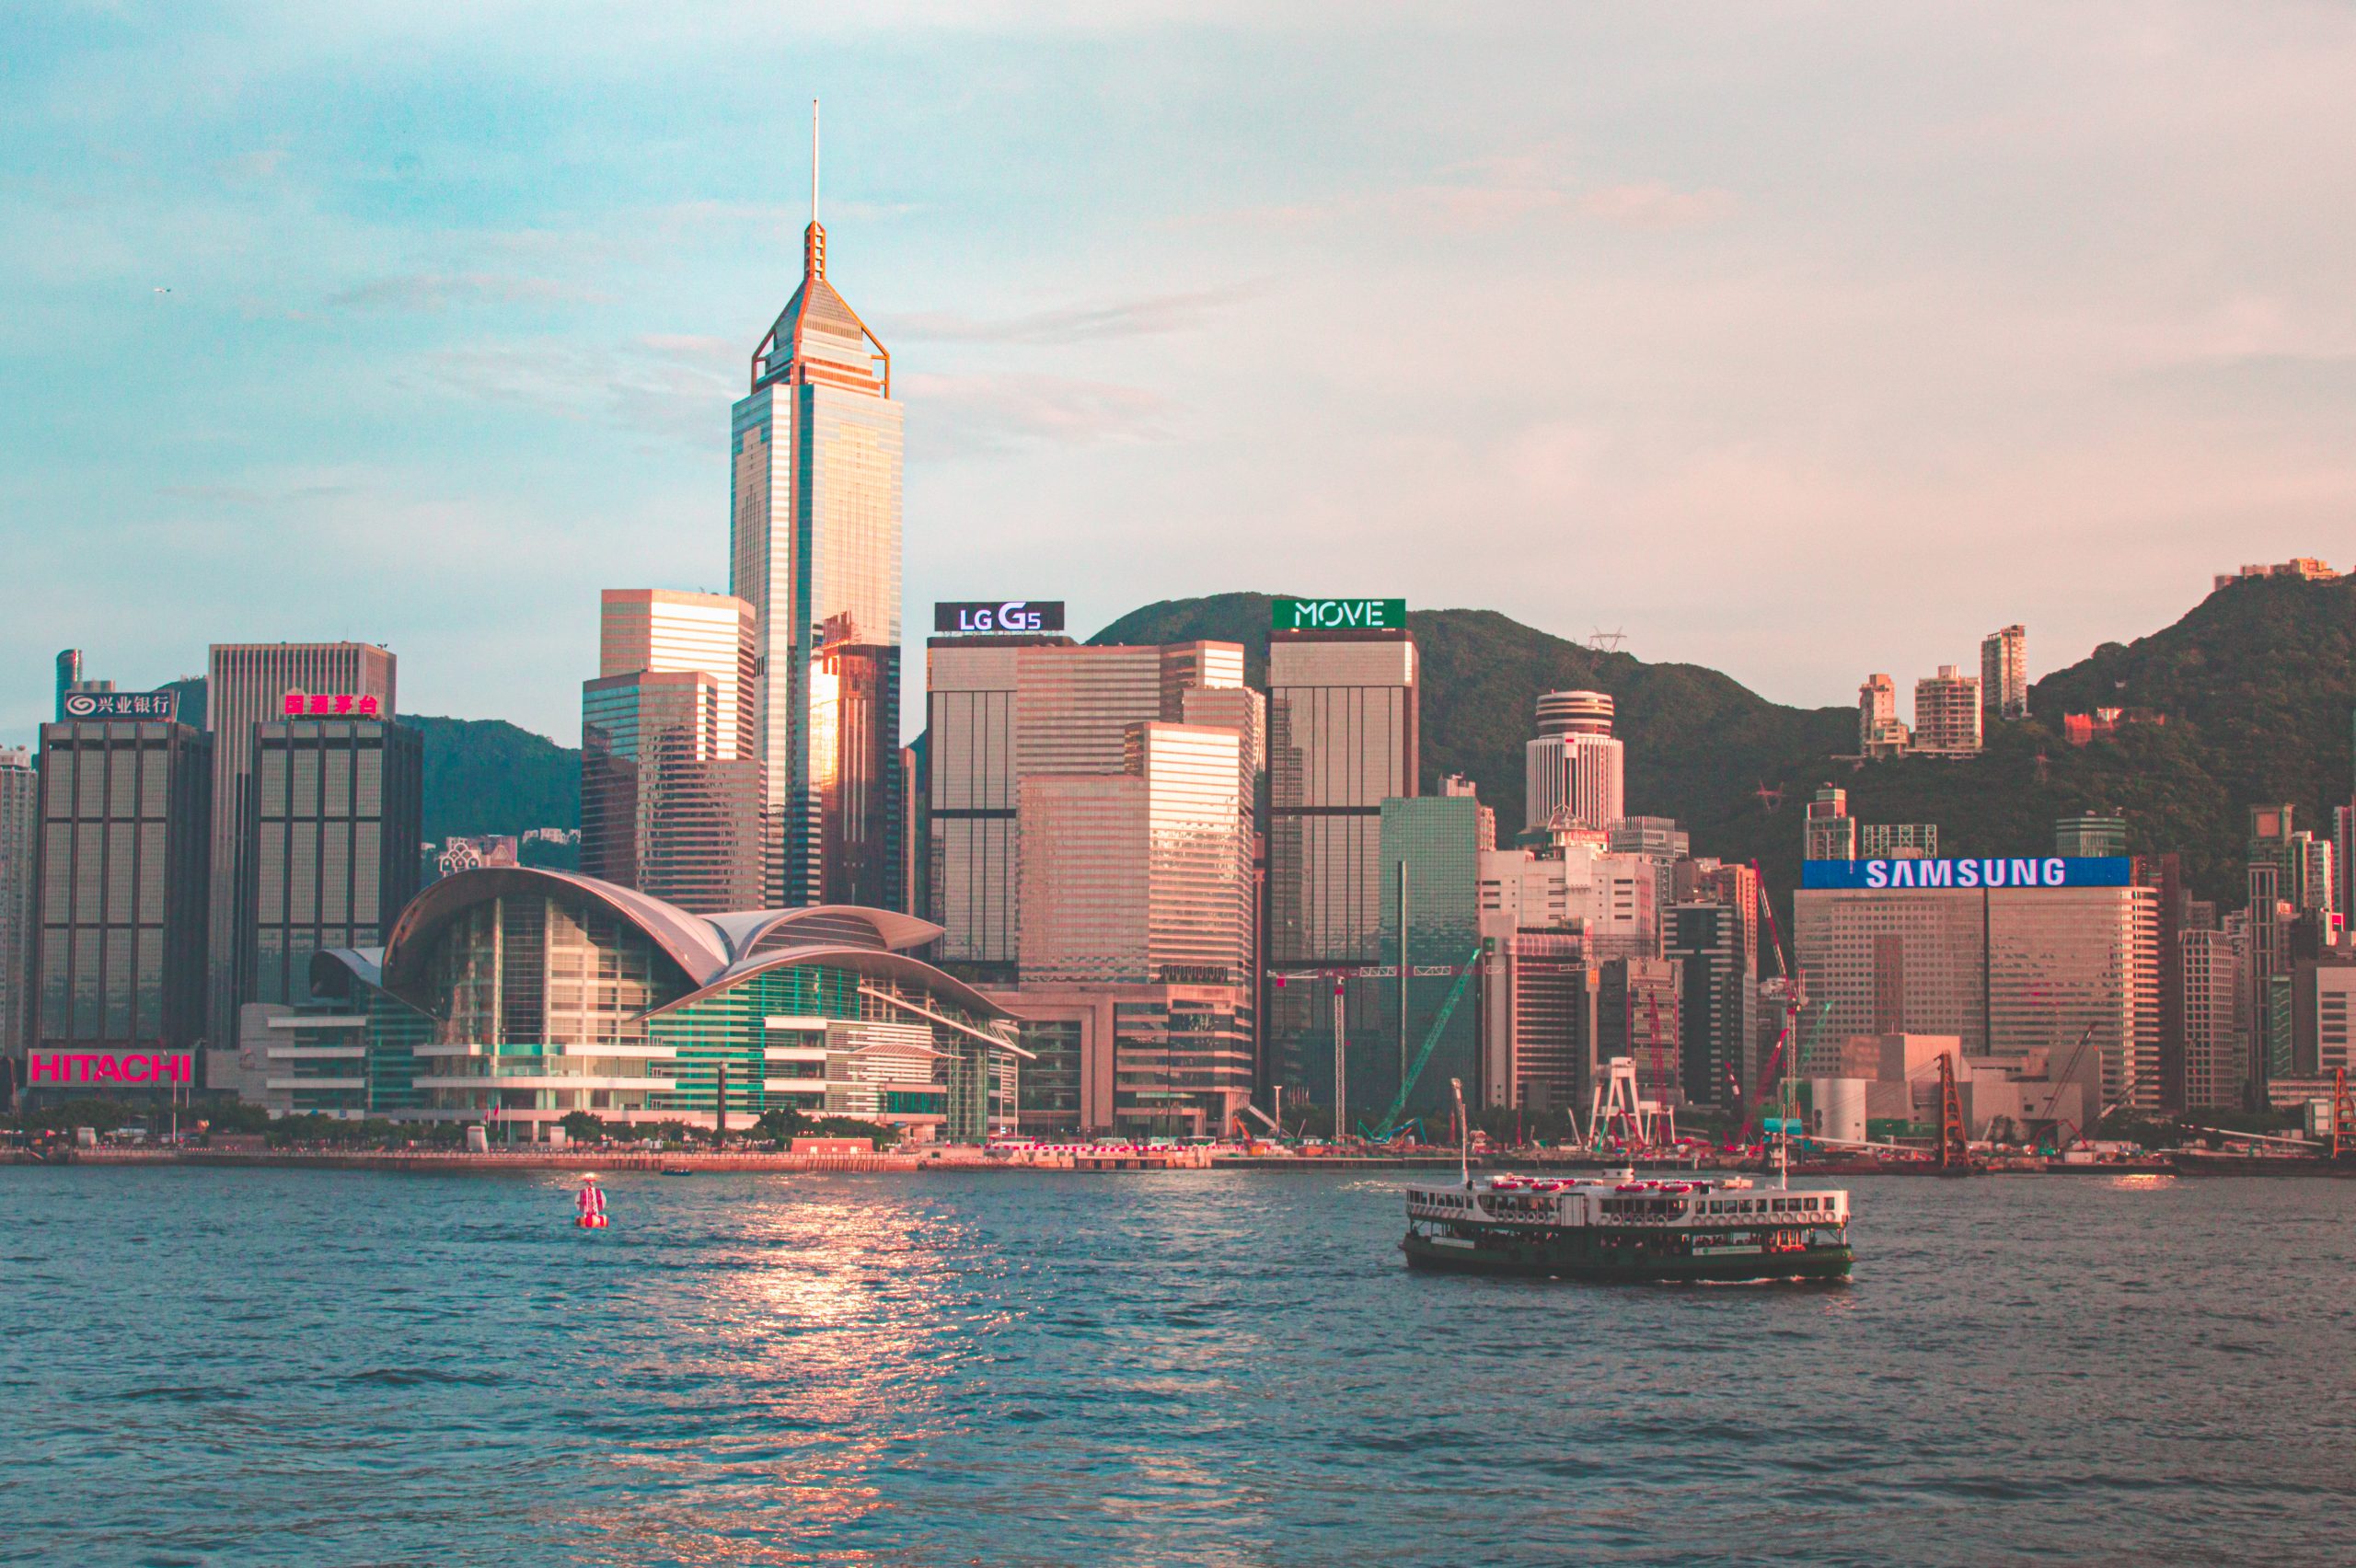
[1094,581,2355,913]
[403,577,2348,915]
[402,716,579,846]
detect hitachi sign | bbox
[1802,856,2132,891]
[1273,597,1407,631]
[27,1051,196,1087]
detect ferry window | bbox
[1803,1197,1819,1211]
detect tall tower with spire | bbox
[730,102,905,909]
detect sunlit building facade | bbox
[273,868,1022,1137]
[582,591,764,914]
[1912,665,1982,755]
[731,216,904,910]
[1011,721,1253,1133]
[924,638,1246,983]
[1981,625,2028,721]
[1796,881,2162,1108]
[1525,690,1624,834]
[1266,629,1417,1105]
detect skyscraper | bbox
[730,164,904,911]
[1524,690,1624,834]
[924,636,1245,981]
[0,748,35,1055]
[1266,621,1418,1103]
[33,716,213,1059]
[1377,793,1484,1116]
[242,717,422,1009]
[582,591,764,913]
[1013,721,1255,1134]
[206,643,396,1048]
[1981,625,2028,721]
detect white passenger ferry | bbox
[1402,1170,1854,1283]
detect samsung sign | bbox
[1803,856,2133,891]
[935,600,1065,634]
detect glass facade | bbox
[1266,633,1417,1101]
[1376,797,1483,1116]
[298,870,1019,1138]
[730,219,905,913]
[926,640,1245,982]
[206,642,395,1049]
[1667,902,1754,1107]
[33,721,212,1054]
[583,673,765,914]
[245,720,422,1011]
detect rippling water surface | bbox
[3,1167,2352,1565]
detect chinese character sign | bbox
[282,691,382,718]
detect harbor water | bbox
[3,1166,2350,1565]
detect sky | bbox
[6,0,2354,748]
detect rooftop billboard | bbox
[1273,597,1406,631]
[60,690,179,721]
[934,600,1065,634]
[1801,857,2133,891]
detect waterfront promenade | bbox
[10,1144,2350,1176]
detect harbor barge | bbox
[1403,1171,1853,1284]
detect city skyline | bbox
[9,5,2353,747]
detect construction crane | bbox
[2040,1022,2101,1153]
[1358,946,1483,1143]
[1742,860,1806,1143]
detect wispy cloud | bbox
[884,288,1237,345]
[420,332,735,444]
[1578,181,1735,229]
[899,371,1174,456]
[329,272,612,313]
[1221,161,1732,233]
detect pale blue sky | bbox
[6,2,2353,746]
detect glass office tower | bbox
[243,719,423,1009]
[1376,794,1483,1116]
[1266,628,1417,1102]
[0,748,37,1055]
[925,640,1245,982]
[206,642,396,1047]
[731,217,904,910]
[32,719,213,1055]
[582,591,764,914]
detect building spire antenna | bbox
[811,98,820,226]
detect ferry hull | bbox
[1402,1230,1853,1285]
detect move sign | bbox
[1802,856,2133,891]
[934,600,1065,634]
[27,1051,196,1088]
[1273,597,1407,631]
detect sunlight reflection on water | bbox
[4,1168,2353,1567]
